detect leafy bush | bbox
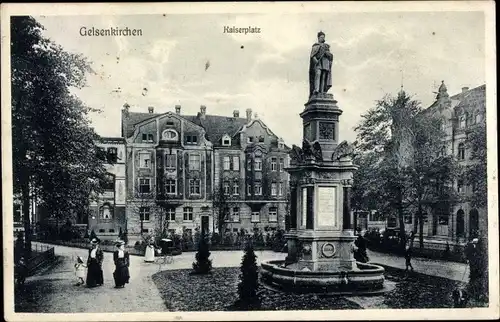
[211,232,221,245]
[236,239,261,309]
[192,233,212,274]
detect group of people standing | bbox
[75,238,131,289]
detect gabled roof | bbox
[184,114,248,146]
[450,84,486,111]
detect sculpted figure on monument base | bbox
[309,31,333,98]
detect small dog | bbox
[452,288,468,308]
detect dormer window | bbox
[222,134,231,146]
[186,135,198,145]
[247,137,253,143]
[258,136,265,143]
[142,133,154,143]
[162,129,178,141]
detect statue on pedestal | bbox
[309,31,333,97]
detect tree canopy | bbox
[11,16,108,249]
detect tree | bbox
[464,122,487,209]
[353,90,459,249]
[192,232,212,274]
[236,238,261,309]
[11,16,108,252]
[212,179,235,235]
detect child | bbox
[74,256,87,286]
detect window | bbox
[189,154,201,170]
[458,143,465,160]
[271,157,277,171]
[459,116,466,129]
[142,229,149,233]
[247,137,253,143]
[255,158,262,171]
[271,182,277,196]
[233,180,239,195]
[251,211,260,222]
[109,229,115,233]
[232,207,240,222]
[232,156,240,171]
[404,215,412,224]
[438,214,449,225]
[107,147,118,163]
[14,204,21,222]
[142,133,154,142]
[475,112,482,124]
[259,136,265,143]
[183,207,193,221]
[139,178,151,193]
[255,182,262,195]
[278,182,284,196]
[167,208,176,221]
[279,142,284,149]
[279,158,285,171]
[246,158,252,171]
[97,147,107,161]
[99,204,113,219]
[189,179,201,195]
[269,207,278,222]
[103,173,114,190]
[99,229,105,233]
[222,135,231,146]
[247,183,251,195]
[139,152,151,168]
[165,154,176,169]
[162,129,178,141]
[457,179,464,193]
[165,179,176,194]
[186,135,198,144]
[223,156,230,170]
[223,181,230,195]
[139,207,150,221]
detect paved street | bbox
[16,242,468,313]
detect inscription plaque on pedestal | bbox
[317,186,336,227]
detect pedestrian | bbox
[144,238,155,263]
[354,228,369,263]
[74,256,87,286]
[86,238,104,288]
[113,240,130,288]
[15,256,28,286]
[404,231,415,272]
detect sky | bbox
[36,11,486,146]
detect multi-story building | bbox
[401,82,487,244]
[88,137,127,240]
[118,104,290,242]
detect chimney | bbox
[246,108,252,122]
[233,110,240,118]
[122,103,130,117]
[200,105,206,120]
[175,105,181,114]
[462,87,469,93]
[148,106,154,113]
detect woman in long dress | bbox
[86,238,104,288]
[144,238,155,263]
[113,240,130,288]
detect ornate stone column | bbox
[342,179,353,231]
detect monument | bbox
[260,32,386,294]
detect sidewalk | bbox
[15,242,468,313]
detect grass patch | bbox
[152,267,362,311]
[152,265,484,311]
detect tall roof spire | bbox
[436,80,449,100]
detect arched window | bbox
[103,173,115,190]
[162,129,178,141]
[459,115,466,129]
[475,112,483,124]
[469,209,479,238]
[458,142,465,160]
[99,203,113,220]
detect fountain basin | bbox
[261,260,389,295]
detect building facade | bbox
[402,82,486,244]
[114,104,290,242]
[88,137,127,240]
